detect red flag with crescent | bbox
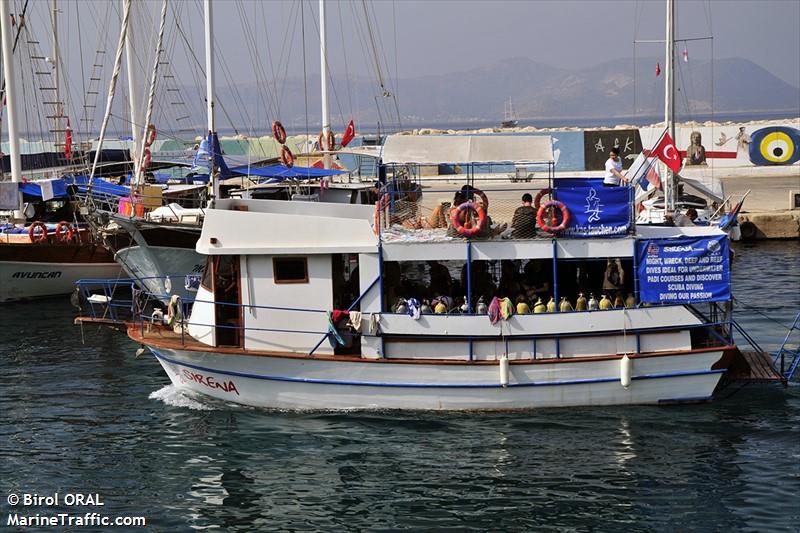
[341,119,356,148]
[654,132,682,173]
[64,116,73,160]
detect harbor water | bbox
[1,241,798,531]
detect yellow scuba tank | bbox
[559,297,573,312]
[614,294,624,308]
[533,298,546,314]
[599,294,612,310]
[516,301,531,314]
[546,297,556,313]
[576,293,587,311]
[625,294,636,308]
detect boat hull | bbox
[149,346,727,410]
[0,260,122,302]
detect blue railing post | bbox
[552,239,559,312]
[466,241,473,313]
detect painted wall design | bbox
[583,129,643,171]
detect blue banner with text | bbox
[556,186,630,237]
[637,235,730,304]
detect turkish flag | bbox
[654,131,682,174]
[655,62,661,77]
[341,119,356,147]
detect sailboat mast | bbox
[204,0,219,203]
[50,0,61,150]
[664,0,676,213]
[319,0,331,169]
[124,0,140,180]
[1,0,24,221]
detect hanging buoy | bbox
[272,121,287,144]
[620,354,632,388]
[499,355,509,387]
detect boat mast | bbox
[50,0,61,151]
[1,0,24,221]
[124,0,140,180]
[664,0,676,214]
[319,0,331,169]
[204,0,219,204]
[87,0,132,187]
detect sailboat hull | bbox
[0,259,121,302]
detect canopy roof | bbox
[381,134,554,165]
[228,164,344,180]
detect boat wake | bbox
[148,385,214,411]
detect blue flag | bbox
[555,186,631,237]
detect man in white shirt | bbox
[603,147,628,186]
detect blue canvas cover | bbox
[18,176,130,199]
[228,164,344,180]
[554,185,631,237]
[637,235,730,304]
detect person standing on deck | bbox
[603,148,628,187]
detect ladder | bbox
[774,311,800,380]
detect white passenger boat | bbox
[78,134,743,410]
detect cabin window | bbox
[273,257,309,284]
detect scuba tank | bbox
[533,298,546,314]
[546,297,556,313]
[625,294,636,308]
[613,294,624,309]
[516,300,531,314]
[576,293,588,311]
[588,294,598,311]
[559,296,573,312]
[599,294,612,310]
[475,296,488,315]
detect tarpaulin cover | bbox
[228,164,344,180]
[553,177,607,189]
[18,175,131,199]
[555,185,631,237]
[637,235,731,304]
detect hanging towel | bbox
[368,313,380,334]
[487,296,502,325]
[499,297,514,320]
[327,311,345,346]
[406,298,421,320]
[349,311,363,333]
[332,309,350,324]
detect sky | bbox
[5,0,799,138]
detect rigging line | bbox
[336,1,353,119]
[235,0,275,132]
[170,4,239,136]
[274,0,303,122]
[365,1,401,129]
[306,0,346,129]
[258,1,279,120]
[360,0,387,94]
[301,0,309,140]
[392,0,401,129]
[348,1,382,128]
[77,2,87,142]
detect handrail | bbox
[775,311,800,379]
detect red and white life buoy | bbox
[54,221,74,243]
[450,201,487,237]
[536,200,570,233]
[534,188,552,210]
[279,144,295,167]
[318,130,336,151]
[28,221,48,243]
[272,121,287,144]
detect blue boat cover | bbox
[18,175,130,199]
[227,164,344,180]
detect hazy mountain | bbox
[211,56,798,131]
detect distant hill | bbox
[212,56,799,130]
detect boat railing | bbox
[774,311,800,380]
[374,181,634,241]
[77,185,206,225]
[75,276,733,358]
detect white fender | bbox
[499,355,509,387]
[620,354,631,388]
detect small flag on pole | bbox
[654,132,682,174]
[341,119,356,148]
[682,48,688,62]
[655,62,661,77]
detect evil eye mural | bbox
[748,126,800,165]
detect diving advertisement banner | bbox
[637,235,731,304]
[556,186,630,237]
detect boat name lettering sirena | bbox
[180,369,240,395]
[12,271,62,279]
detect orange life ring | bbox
[145,123,157,147]
[28,221,48,243]
[536,200,570,233]
[54,221,74,243]
[279,144,295,167]
[326,130,335,151]
[534,188,552,210]
[450,201,487,237]
[272,121,287,144]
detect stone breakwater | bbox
[738,212,800,240]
